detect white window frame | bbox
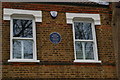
[3,8,42,62]
[8,16,39,62]
[73,18,101,63]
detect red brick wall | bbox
[2,2,117,80]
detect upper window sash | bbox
[12,19,33,38]
[74,21,93,40]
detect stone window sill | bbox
[74,60,102,63]
[8,59,40,62]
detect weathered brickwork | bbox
[2,21,10,62]
[36,11,74,61]
[1,2,117,80]
[96,25,115,64]
[2,65,116,79]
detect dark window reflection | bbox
[74,22,93,40]
[13,19,33,38]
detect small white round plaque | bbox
[50,11,58,18]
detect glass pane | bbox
[85,42,94,60]
[13,40,33,59]
[13,40,22,59]
[23,40,33,59]
[74,22,93,40]
[13,19,33,38]
[75,41,83,59]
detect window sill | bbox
[8,59,40,62]
[74,60,101,63]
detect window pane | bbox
[13,40,33,59]
[75,41,83,59]
[74,22,93,40]
[23,40,33,59]
[13,40,22,59]
[13,19,33,38]
[85,42,94,60]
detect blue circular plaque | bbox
[50,32,61,44]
